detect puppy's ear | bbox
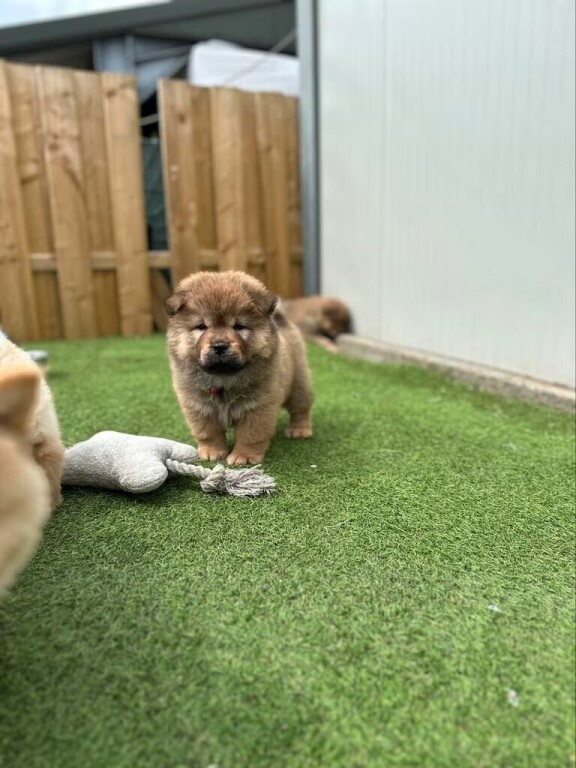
[165,291,187,317]
[261,290,279,317]
[247,287,278,317]
[0,366,40,434]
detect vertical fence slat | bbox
[38,65,97,339]
[8,65,54,253]
[159,79,200,282]
[285,96,303,298]
[0,61,39,340]
[240,91,266,284]
[254,92,292,295]
[209,87,270,281]
[210,87,244,271]
[150,269,171,331]
[102,72,152,337]
[254,91,276,292]
[75,70,120,336]
[7,64,62,339]
[158,81,217,289]
[191,87,218,269]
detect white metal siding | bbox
[319,0,575,387]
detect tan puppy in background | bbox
[166,271,314,465]
[281,296,352,352]
[0,333,65,509]
[0,366,52,593]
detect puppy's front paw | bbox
[198,444,228,462]
[285,426,313,439]
[227,451,264,466]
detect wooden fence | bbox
[0,61,303,342]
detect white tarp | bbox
[187,39,299,97]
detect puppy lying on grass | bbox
[281,295,352,352]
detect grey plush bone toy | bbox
[62,431,276,497]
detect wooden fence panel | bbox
[161,82,301,297]
[0,62,303,342]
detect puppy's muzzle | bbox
[201,342,245,374]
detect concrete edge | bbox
[336,335,576,413]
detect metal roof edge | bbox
[0,0,283,54]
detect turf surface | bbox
[0,335,574,768]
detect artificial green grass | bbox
[0,335,574,768]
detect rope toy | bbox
[63,431,276,497]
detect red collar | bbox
[209,387,224,396]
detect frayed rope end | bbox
[166,459,276,497]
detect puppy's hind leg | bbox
[285,365,314,439]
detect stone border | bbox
[336,335,576,413]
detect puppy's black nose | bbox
[212,341,229,355]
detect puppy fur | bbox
[281,296,352,352]
[166,270,314,465]
[0,366,52,593]
[0,334,65,508]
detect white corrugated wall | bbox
[319,0,575,387]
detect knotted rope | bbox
[166,459,276,497]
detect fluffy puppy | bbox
[0,366,52,593]
[0,333,65,508]
[166,271,314,465]
[281,296,352,352]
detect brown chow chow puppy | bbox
[281,296,352,352]
[166,271,314,465]
[0,366,52,593]
[0,333,65,508]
